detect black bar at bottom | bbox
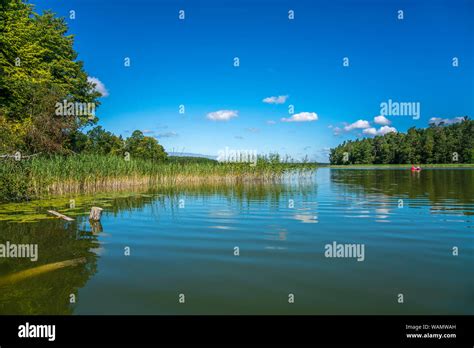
[0,315,472,346]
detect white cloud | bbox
[87,76,109,97]
[362,127,377,136]
[206,110,238,121]
[267,120,276,125]
[332,126,343,136]
[334,117,393,137]
[363,126,397,136]
[429,117,465,125]
[142,129,154,134]
[245,127,260,133]
[156,131,178,138]
[374,115,391,125]
[281,112,318,122]
[377,126,397,135]
[263,95,289,104]
[343,119,370,131]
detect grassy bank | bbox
[330,163,474,168]
[0,154,317,202]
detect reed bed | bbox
[0,154,316,202]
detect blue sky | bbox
[35,0,473,161]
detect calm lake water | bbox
[0,168,473,315]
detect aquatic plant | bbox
[0,154,317,202]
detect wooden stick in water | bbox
[0,257,87,286]
[47,210,74,221]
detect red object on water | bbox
[411,165,421,171]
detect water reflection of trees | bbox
[105,179,318,217]
[0,218,98,314]
[330,169,474,206]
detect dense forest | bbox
[329,119,474,165]
[0,0,167,160]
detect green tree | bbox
[84,126,123,155]
[422,130,435,164]
[125,130,167,161]
[0,0,101,153]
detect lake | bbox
[0,168,472,314]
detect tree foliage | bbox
[0,0,100,154]
[0,0,168,161]
[0,0,100,120]
[125,130,167,161]
[83,126,123,156]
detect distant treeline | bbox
[329,118,474,165]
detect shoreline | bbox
[1,154,473,203]
[329,164,474,168]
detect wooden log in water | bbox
[0,257,87,286]
[47,210,74,221]
[89,207,103,221]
